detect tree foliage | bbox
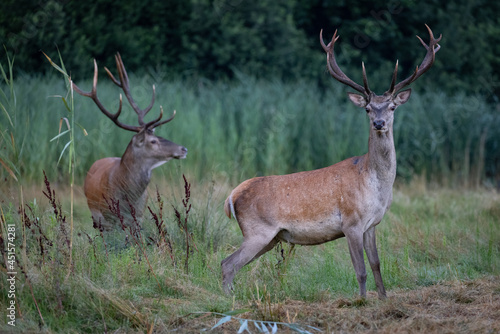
[1,0,499,96]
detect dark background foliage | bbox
[1,0,499,96]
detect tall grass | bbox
[0,71,498,188]
[1,173,499,332]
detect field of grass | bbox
[0,175,499,333]
[1,58,500,333]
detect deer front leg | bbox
[345,229,367,298]
[90,209,110,231]
[363,225,387,298]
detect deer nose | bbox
[181,146,188,154]
[373,120,385,130]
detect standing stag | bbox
[222,25,441,298]
[73,53,187,231]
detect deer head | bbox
[72,53,187,168]
[320,24,442,133]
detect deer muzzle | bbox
[177,146,188,159]
[373,120,386,131]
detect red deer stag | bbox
[73,53,187,231]
[222,25,441,298]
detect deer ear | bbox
[347,93,368,108]
[394,89,411,106]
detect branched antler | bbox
[72,53,175,132]
[320,29,371,97]
[320,25,442,97]
[386,24,442,95]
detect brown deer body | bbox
[222,25,441,298]
[74,54,187,230]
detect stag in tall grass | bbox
[222,25,441,298]
[73,53,187,231]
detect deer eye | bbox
[365,108,370,113]
[150,139,158,144]
[390,106,396,111]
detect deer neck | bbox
[112,148,153,201]
[366,127,396,183]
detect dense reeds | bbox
[1,72,499,188]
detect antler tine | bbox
[146,107,176,130]
[361,62,371,95]
[74,53,167,133]
[72,59,141,132]
[388,60,399,94]
[388,25,442,95]
[112,53,157,127]
[103,66,121,87]
[320,29,370,97]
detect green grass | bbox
[1,175,499,332]
[225,183,500,300]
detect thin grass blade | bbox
[225,309,252,316]
[254,321,270,333]
[211,315,232,330]
[0,157,18,181]
[42,51,68,78]
[0,103,13,127]
[237,319,249,333]
[57,140,72,165]
[50,129,70,142]
[61,97,71,112]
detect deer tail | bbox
[224,192,236,220]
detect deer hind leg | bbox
[221,229,279,294]
[345,228,367,298]
[363,225,387,298]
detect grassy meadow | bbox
[1,64,500,332]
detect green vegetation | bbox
[1,0,500,95]
[1,0,499,185]
[0,72,499,186]
[0,173,499,332]
[0,54,499,332]
[1,1,500,331]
